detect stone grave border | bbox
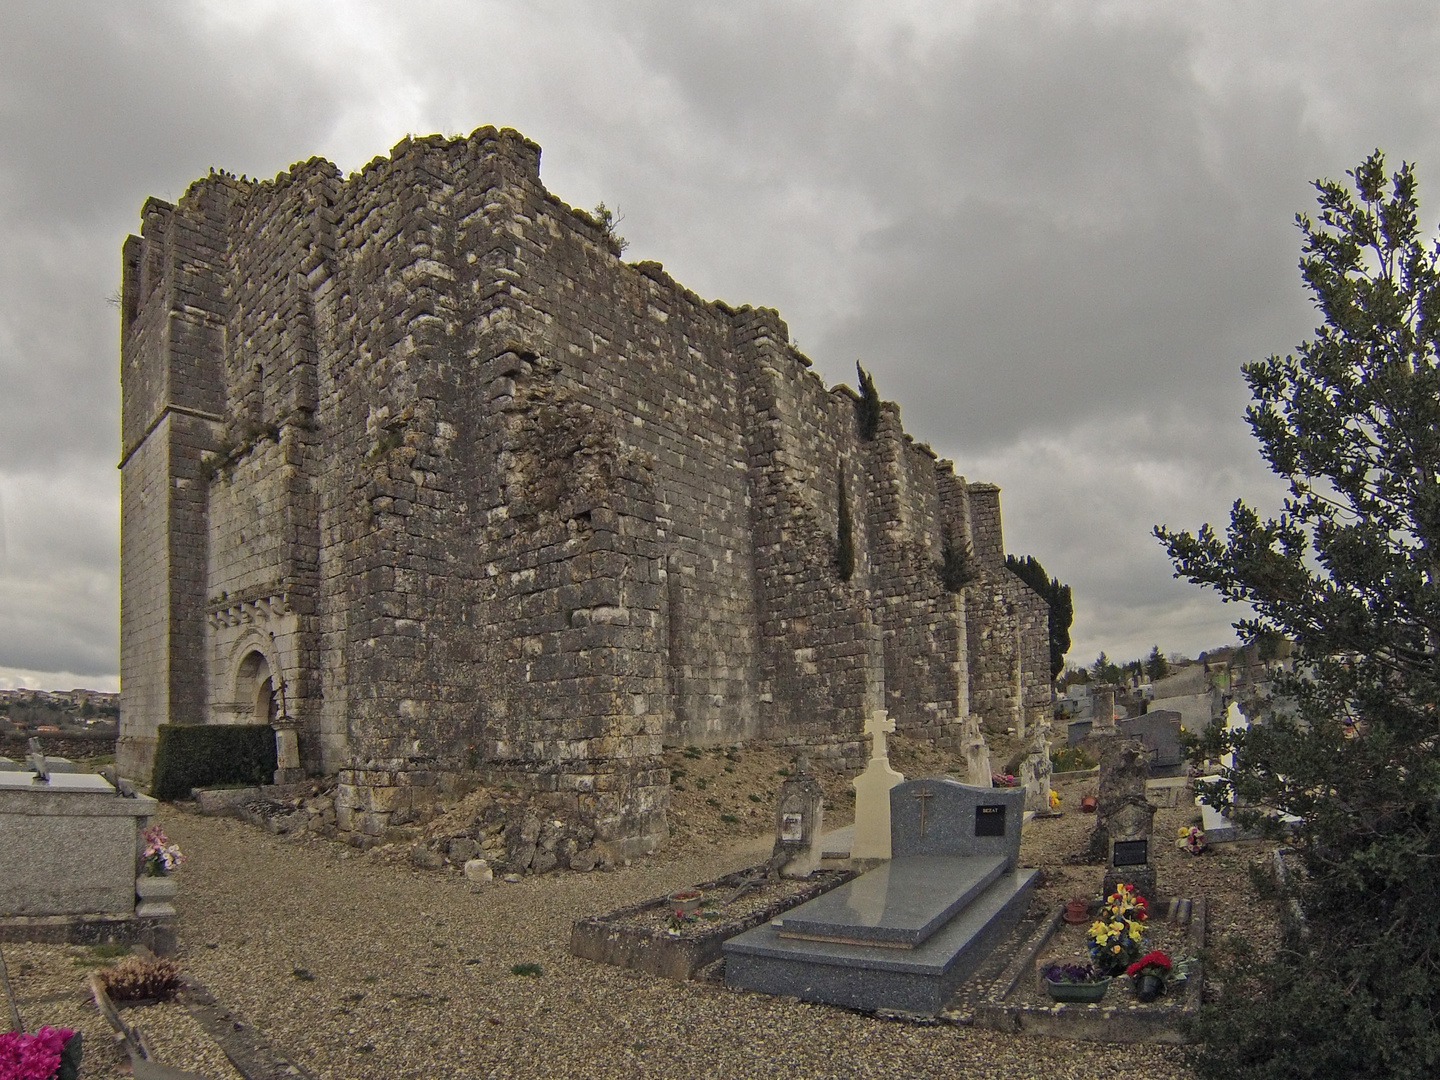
[948,896,1205,1044]
[572,865,856,981]
[0,912,176,956]
[180,974,318,1080]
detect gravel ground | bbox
[0,941,243,1080]
[159,808,1197,1080]
[11,736,1280,1080]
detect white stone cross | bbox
[865,709,896,761]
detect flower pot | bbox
[1044,977,1111,1003]
[135,874,178,900]
[1062,898,1091,924]
[667,890,703,914]
[1134,972,1167,1002]
[135,874,177,918]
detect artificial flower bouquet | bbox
[1127,950,1172,1001]
[1126,950,1171,980]
[0,1026,82,1080]
[1176,825,1206,855]
[140,824,184,877]
[1086,882,1149,974]
[1103,882,1148,924]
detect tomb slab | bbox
[776,854,1007,949]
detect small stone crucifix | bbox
[865,709,896,761]
[913,785,934,836]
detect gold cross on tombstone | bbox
[913,785,934,836]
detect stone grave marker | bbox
[889,778,1023,867]
[1089,737,1158,898]
[1102,799,1157,900]
[771,757,825,878]
[850,710,904,862]
[1119,710,1185,777]
[1087,737,1150,859]
[1090,686,1117,732]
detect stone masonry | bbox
[117,127,1051,858]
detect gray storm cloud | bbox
[2,1,1439,687]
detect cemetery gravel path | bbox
[162,806,1200,1080]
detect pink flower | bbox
[0,1026,75,1080]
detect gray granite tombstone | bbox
[889,778,1024,867]
[1119,710,1185,776]
[724,779,1036,1016]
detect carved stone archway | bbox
[233,648,277,722]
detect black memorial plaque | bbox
[1112,839,1149,867]
[975,804,1006,837]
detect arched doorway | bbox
[234,649,277,722]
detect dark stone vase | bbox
[1135,972,1166,1002]
[1045,977,1111,1003]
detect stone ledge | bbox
[0,913,177,956]
[181,975,317,1080]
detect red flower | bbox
[1126,951,1171,977]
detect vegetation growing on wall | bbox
[938,525,977,592]
[1005,554,1073,677]
[855,362,881,441]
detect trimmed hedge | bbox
[150,723,277,801]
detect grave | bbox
[1102,799,1157,900]
[723,779,1036,1016]
[1086,737,1150,862]
[0,750,174,953]
[770,758,825,878]
[1118,710,1185,777]
[849,710,904,863]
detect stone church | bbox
[117,126,1051,856]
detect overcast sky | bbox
[3,1,1438,692]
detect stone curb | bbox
[179,976,316,1080]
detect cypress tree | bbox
[856,362,881,441]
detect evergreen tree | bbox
[855,362,881,441]
[1089,651,1121,685]
[1156,152,1440,1079]
[1005,553,1073,677]
[1144,644,1169,681]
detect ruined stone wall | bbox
[119,125,1051,855]
[964,484,1051,736]
[865,402,966,743]
[731,307,883,758]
